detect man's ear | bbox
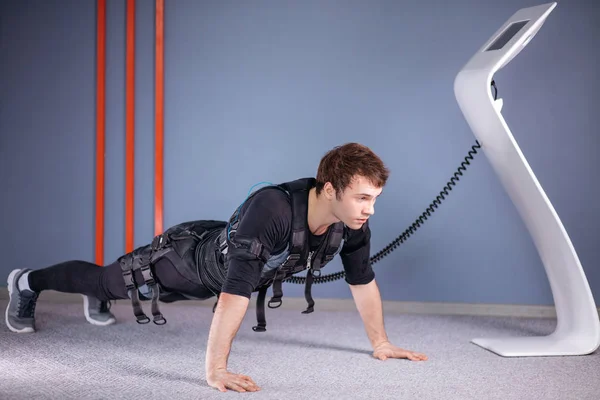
[323,182,336,200]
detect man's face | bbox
[329,175,383,230]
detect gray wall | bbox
[1,0,598,306]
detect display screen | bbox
[485,20,529,51]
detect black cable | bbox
[286,139,482,285]
[285,101,493,286]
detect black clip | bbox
[151,234,167,251]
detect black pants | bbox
[28,255,216,302]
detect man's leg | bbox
[5,260,127,333]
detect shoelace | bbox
[18,292,38,318]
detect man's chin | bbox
[346,219,367,229]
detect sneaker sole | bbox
[5,269,34,333]
[82,295,116,326]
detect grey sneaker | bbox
[82,295,116,326]
[5,269,38,333]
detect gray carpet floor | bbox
[1,296,599,400]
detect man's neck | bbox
[307,187,338,235]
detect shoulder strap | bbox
[277,178,315,269]
[324,222,345,262]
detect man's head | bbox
[315,143,389,230]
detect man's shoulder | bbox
[247,186,291,210]
[239,186,292,220]
[233,186,293,250]
[252,185,291,202]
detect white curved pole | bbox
[454,2,600,357]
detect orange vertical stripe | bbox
[126,0,135,252]
[155,0,164,236]
[95,0,106,266]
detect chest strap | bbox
[251,223,345,332]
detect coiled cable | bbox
[285,138,483,285]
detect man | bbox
[5,142,428,393]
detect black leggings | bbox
[28,256,215,301]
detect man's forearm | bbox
[205,292,249,376]
[349,279,389,348]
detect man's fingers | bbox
[374,348,429,361]
[216,383,227,393]
[408,352,428,361]
[240,375,259,387]
[239,377,260,391]
[209,372,261,393]
[235,377,260,392]
[227,382,246,393]
[373,346,428,362]
[239,381,260,392]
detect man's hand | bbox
[207,369,261,393]
[372,341,428,362]
[350,280,429,362]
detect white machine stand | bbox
[454,2,600,357]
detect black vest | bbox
[217,177,347,332]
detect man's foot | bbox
[5,269,38,333]
[82,295,116,326]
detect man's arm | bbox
[205,188,292,392]
[204,293,261,392]
[349,279,427,361]
[339,225,388,348]
[349,279,388,348]
[341,223,428,362]
[349,280,390,348]
[205,292,249,376]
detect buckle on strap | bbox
[248,240,270,262]
[140,262,155,286]
[152,233,168,251]
[119,256,137,291]
[281,253,301,268]
[268,298,282,309]
[268,276,284,309]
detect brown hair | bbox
[315,143,389,198]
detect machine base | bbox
[472,334,600,357]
